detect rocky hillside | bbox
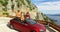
[0,0,44,20]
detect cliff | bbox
[0,0,44,20]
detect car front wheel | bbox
[10,25,14,29]
[7,22,13,29]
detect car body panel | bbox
[9,18,46,32]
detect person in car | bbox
[16,10,25,22]
[20,12,25,23]
[26,12,30,19]
[16,10,21,17]
[16,10,22,20]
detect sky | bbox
[31,0,60,14]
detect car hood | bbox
[32,23,46,30]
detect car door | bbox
[12,20,23,31]
[21,22,31,32]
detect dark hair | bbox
[26,12,29,14]
[17,10,20,12]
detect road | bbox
[0,17,58,32]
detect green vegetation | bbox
[0,0,8,11]
[36,12,39,20]
[41,13,57,23]
[2,10,9,16]
[0,0,8,16]
[20,0,25,5]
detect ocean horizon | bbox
[46,14,60,26]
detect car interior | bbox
[13,17,21,22]
[13,17,26,24]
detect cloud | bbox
[40,1,60,5]
[32,0,60,2]
[31,0,60,3]
[37,1,60,10]
[31,0,60,14]
[39,10,60,14]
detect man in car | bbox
[16,10,21,17]
[15,10,22,21]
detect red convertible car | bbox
[8,17,46,32]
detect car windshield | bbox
[26,18,36,24]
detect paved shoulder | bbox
[0,23,18,32]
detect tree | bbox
[0,0,8,11]
[0,0,8,16]
[20,0,25,5]
[36,12,39,20]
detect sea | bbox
[46,14,60,26]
